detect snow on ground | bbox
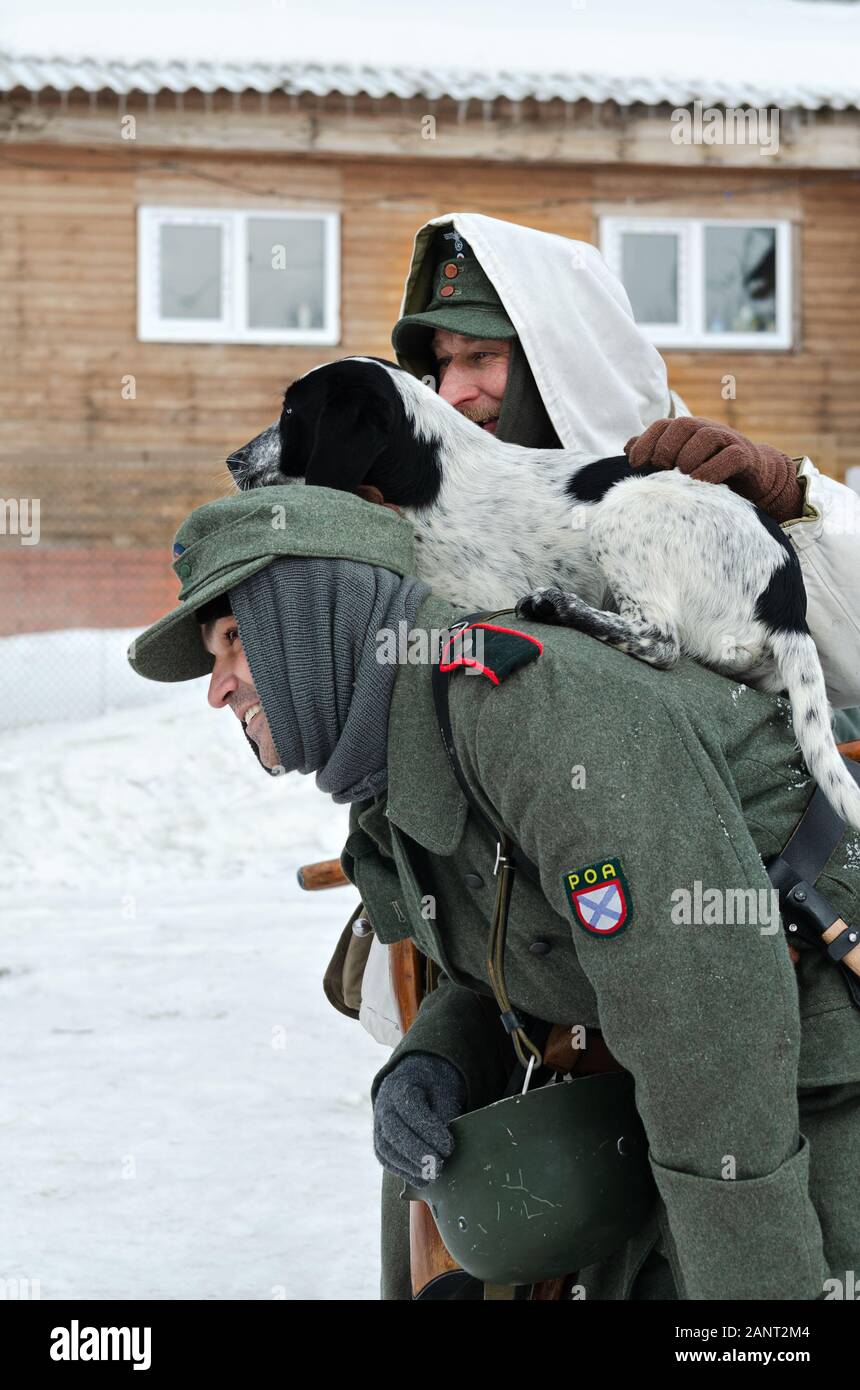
[0,633,389,1299]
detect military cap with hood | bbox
[392,211,690,458]
[391,225,518,361]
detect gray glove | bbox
[373,1052,468,1188]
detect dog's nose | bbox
[226,447,247,475]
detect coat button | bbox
[352,916,373,937]
[177,561,192,578]
[439,284,455,297]
[443,262,459,278]
[464,872,484,889]
[529,939,552,957]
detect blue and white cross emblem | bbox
[564,858,632,937]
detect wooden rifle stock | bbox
[296,859,350,891]
[387,940,464,1297]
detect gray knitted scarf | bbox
[229,556,429,804]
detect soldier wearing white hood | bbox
[358,212,860,1299]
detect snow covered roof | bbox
[2,0,860,112]
[3,51,859,112]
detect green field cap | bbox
[127,485,416,683]
[392,244,515,362]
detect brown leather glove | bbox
[353,483,403,516]
[625,416,804,523]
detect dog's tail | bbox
[771,628,860,831]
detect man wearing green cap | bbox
[129,482,860,1303]
[392,225,552,446]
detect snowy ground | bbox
[0,633,388,1300]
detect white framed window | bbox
[137,206,340,345]
[600,216,792,349]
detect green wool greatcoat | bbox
[340,594,860,1302]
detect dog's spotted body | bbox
[228,357,860,829]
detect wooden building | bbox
[1,52,859,635]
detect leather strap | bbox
[766,758,860,1008]
[431,609,541,887]
[767,760,860,889]
[431,609,544,1068]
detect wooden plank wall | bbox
[0,142,857,631]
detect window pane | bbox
[159,224,223,320]
[705,226,776,334]
[247,218,325,330]
[621,232,679,324]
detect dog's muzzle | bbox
[226,421,282,490]
[226,447,251,489]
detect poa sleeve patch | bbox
[564,857,633,937]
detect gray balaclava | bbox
[228,555,429,804]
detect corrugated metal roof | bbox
[0,51,857,110]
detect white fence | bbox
[0,629,199,730]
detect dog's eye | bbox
[283,407,292,416]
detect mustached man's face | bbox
[202,614,282,771]
[431,330,511,435]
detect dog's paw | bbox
[515,587,575,624]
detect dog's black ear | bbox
[303,381,391,492]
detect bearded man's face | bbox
[431,330,511,435]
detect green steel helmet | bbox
[403,1071,656,1288]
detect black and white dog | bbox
[227,357,860,830]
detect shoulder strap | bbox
[767,760,860,891]
[766,757,860,1009]
[431,610,541,888]
[430,610,546,1072]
